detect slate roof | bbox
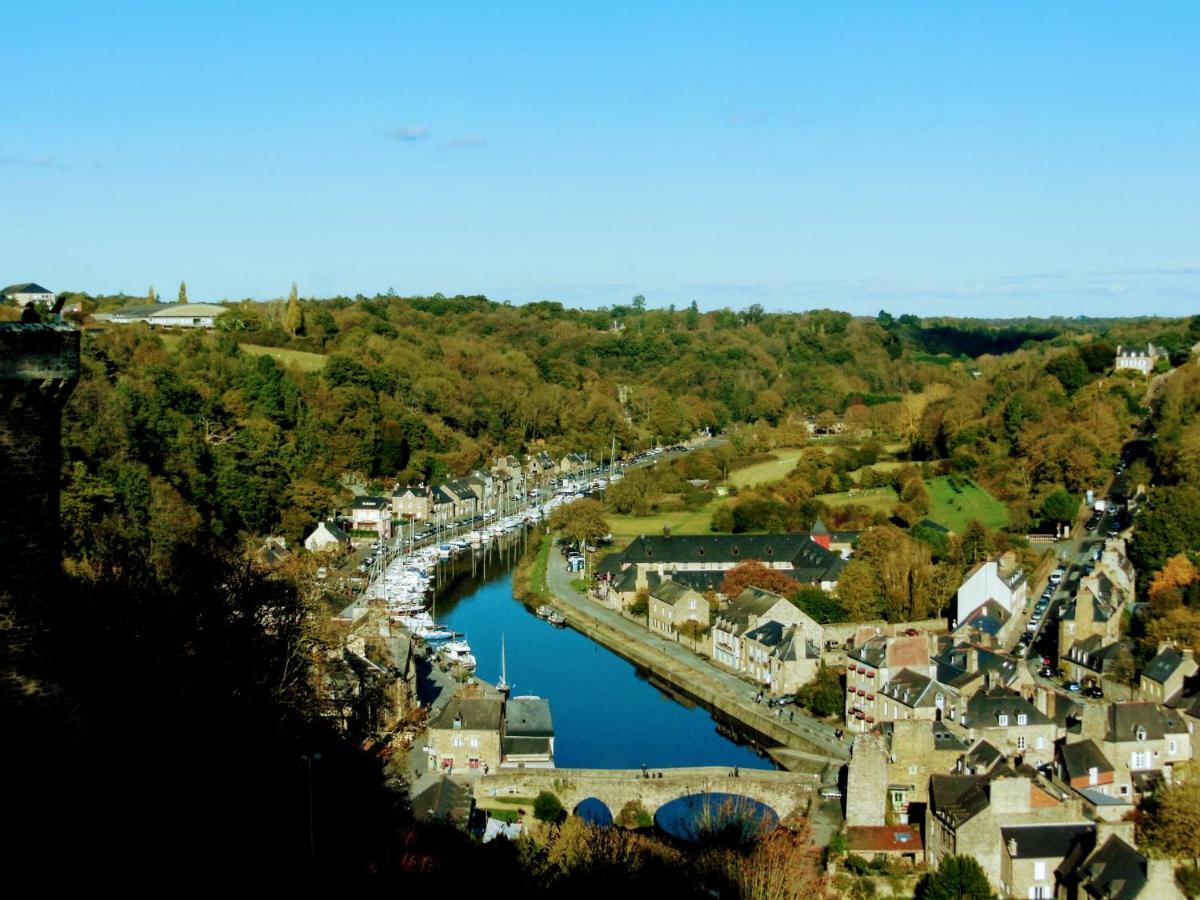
[1143,646,1186,684]
[849,635,888,668]
[502,736,552,756]
[308,520,349,542]
[1,282,53,295]
[775,628,818,663]
[1066,637,1130,674]
[929,774,991,827]
[430,696,503,732]
[411,777,473,823]
[667,570,726,593]
[717,587,794,630]
[1060,739,1114,781]
[504,697,553,738]
[963,739,1003,771]
[649,579,702,608]
[932,720,970,752]
[745,619,786,648]
[1106,702,1188,743]
[1071,834,1149,900]
[613,534,846,581]
[1001,824,1094,860]
[393,485,429,498]
[933,643,1022,690]
[965,686,1052,728]
[352,495,390,510]
[880,668,939,709]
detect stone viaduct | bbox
[475,766,819,822]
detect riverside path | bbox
[544,549,850,763]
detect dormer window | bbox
[1017,714,1027,726]
[998,714,1009,727]
[1136,726,1147,742]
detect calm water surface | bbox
[436,560,773,770]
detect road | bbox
[544,548,850,763]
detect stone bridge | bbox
[474,766,819,822]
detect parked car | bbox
[818,787,843,800]
[1049,568,1065,585]
[1039,666,1055,678]
[770,693,799,707]
[1065,681,1081,692]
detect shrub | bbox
[533,790,565,823]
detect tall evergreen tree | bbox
[148,285,157,304]
[178,281,188,304]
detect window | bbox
[452,737,464,748]
[1017,714,1027,726]
[1088,766,1099,786]
[909,765,918,775]
[1033,861,1047,881]
[998,714,1009,727]
[1120,784,1130,796]
[1136,726,1147,742]
[469,737,479,748]
[1131,751,1149,769]
[1017,735,1027,751]
[1170,739,1178,755]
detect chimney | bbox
[966,646,979,673]
[1007,837,1018,857]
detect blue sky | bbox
[3,2,1198,316]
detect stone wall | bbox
[846,733,888,826]
[0,324,79,712]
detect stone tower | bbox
[0,322,79,710]
[846,732,889,826]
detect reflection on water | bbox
[654,792,779,843]
[434,557,773,770]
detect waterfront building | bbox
[428,685,505,774]
[502,696,555,768]
[647,577,710,642]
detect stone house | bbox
[647,578,710,642]
[926,772,1084,891]
[845,629,937,732]
[438,478,479,521]
[501,696,555,769]
[1139,644,1197,703]
[430,484,457,523]
[304,519,350,553]
[1000,823,1095,900]
[1057,829,1184,898]
[350,495,392,537]
[760,623,821,694]
[427,687,505,775]
[711,586,817,676]
[954,552,1028,630]
[1057,570,1127,681]
[1061,637,1133,693]
[958,685,1056,767]
[1058,738,1116,793]
[1100,702,1191,799]
[392,485,430,523]
[883,719,969,822]
[556,452,589,475]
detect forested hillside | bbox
[52,292,1198,574]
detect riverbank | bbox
[540,550,850,766]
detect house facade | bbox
[427,690,504,775]
[647,578,710,641]
[304,519,350,553]
[1,282,55,307]
[954,553,1028,628]
[1115,344,1162,375]
[392,485,430,523]
[350,496,393,537]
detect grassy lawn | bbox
[850,461,907,483]
[531,532,552,595]
[926,476,1009,532]
[239,343,328,372]
[606,496,724,538]
[815,486,899,513]
[728,449,807,488]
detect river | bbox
[434,557,774,770]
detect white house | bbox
[350,496,393,538]
[304,520,350,553]
[954,553,1027,628]
[2,282,55,307]
[1115,344,1162,375]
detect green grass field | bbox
[238,343,328,372]
[850,461,907,483]
[926,476,1009,532]
[606,497,724,538]
[728,449,807,488]
[814,486,899,512]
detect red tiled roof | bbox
[846,825,923,853]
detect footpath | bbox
[543,551,850,764]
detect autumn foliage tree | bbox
[720,560,800,600]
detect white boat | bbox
[440,640,477,670]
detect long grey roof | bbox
[649,579,702,608]
[1106,702,1187,743]
[717,586,793,629]
[1001,824,1094,860]
[1,282,53,295]
[929,774,991,826]
[966,686,1052,727]
[430,696,503,731]
[613,534,847,581]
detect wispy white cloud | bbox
[0,153,61,168]
[387,126,431,142]
[440,136,486,151]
